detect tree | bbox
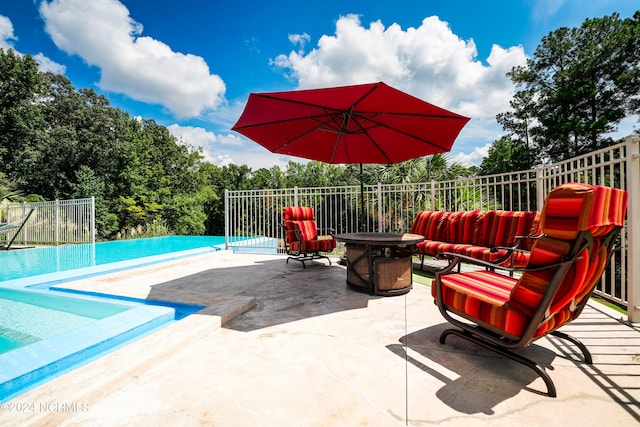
[480,137,531,175]
[0,49,47,186]
[506,13,639,162]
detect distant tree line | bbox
[1,12,637,238]
[0,46,474,239]
[481,12,639,174]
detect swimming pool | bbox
[0,288,131,354]
[0,235,225,284]
[0,236,215,402]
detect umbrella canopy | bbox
[231,81,470,165]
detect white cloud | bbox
[168,123,300,170]
[274,14,527,121]
[1,14,67,75]
[450,143,491,167]
[33,52,67,74]
[270,14,529,166]
[0,15,16,50]
[39,0,226,119]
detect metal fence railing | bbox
[225,135,640,322]
[1,197,95,246]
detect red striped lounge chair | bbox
[432,183,628,397]
[281,206,336,268]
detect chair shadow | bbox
[145,257,376,331]
[388,323,557,415]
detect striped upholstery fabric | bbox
[447,210,483,244]
[282,206,318,242]
[290,237,336,253]
[509,236,588,317]
[410,210,450,241]
[434,183,628,342]
[480,210,540,248]
[412,209,540,268]
[432,270,527,339]
[282,206,336,253]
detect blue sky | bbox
[1,1,637,170]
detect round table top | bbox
[335,232,424,246]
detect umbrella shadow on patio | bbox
[145,257,377,332]
[387,323,557,415]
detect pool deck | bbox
[3,250,640,426]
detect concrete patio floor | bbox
[3,250,640,426]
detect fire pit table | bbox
[335,232,424,296]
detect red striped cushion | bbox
[282,206,319,242]
[586,185,628,236]
[418,241,464,257]
[432,271,528,339]
[535,307,576,337]
[481,210,539,248]
[446,210,483,244]
[282,206,315,221]
[541,183,627,239]
[410,211,450,240]
[291,238,336,252]
[541,184,594,239]
[509,236,571,316]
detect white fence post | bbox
[377,183,383,232]
[90,196,96,244]
[55,199,60,246]
[224,189,229,251]
[626,134,640,322]
[535,164,545,209]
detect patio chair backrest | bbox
[509,183,627,338]
[282,206,318,243]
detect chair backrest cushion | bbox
[480,210,540,248]
[282,206,318,242]
[410,211,450,241]
[511,183,627,320]
[540,182,627,239]
[446,210,483,244]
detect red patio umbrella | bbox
[232,81,470,229]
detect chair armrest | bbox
[436,251,579,278]
[281,223,303,242]
[437,252,520,275]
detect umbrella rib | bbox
[348,114,393,164]
[354,113,469,152]
[272,112,346,153]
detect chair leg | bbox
[550,330,593,364]
[286,252,331,268]
[440,328,558,398]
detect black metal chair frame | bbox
[281,224,335,269]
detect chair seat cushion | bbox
[291,238,336,252]
[432,271,529,339]
[417,241,472,257]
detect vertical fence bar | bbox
[55,199,60,245]
[90,196,96,244]
[626,135,640,322]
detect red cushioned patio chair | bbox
[432,183,628,397]
[282,206,336,268]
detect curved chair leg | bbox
[287,253,334,268]
[440,328,558,398]
[551,330,593,364]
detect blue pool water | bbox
[0,236,215,402]
[0,288,130,354]
[0,235,225,283]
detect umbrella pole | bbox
[359,163,365,232]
